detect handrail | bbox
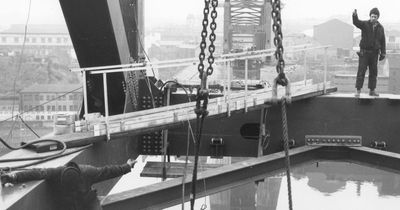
[74,44,331,123]
[70,44,320,73]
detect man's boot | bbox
[355,89,361,97]
[369,89,379,96]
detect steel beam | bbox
[102,146,400,210]
[101,146,320,210]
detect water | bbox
[275,161,400,210]
[110,159,400,210]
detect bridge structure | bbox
[2,0,400,210]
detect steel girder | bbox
[101,145,400,210]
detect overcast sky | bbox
[0,0,398,27]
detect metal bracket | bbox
[210,137,224,158]
[305,135,362,147]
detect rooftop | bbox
[0,24,69,35]
[20,83,82,93]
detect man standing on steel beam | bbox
[1,159,137,210]
[353,8,386,97]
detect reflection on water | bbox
[206,161,400,210]
[276,161,400,210]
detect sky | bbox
[283,0,400,22]
[0,0,399,27]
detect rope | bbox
[281,98,293,210]
[190,114,206,210]
[10,0,32,128]
[18,115,40,138]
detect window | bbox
[63,105,66,111]
[70,105,73,111]
[63,37,68,43]
[14,37,19,43]
[69,95,73,100]
[41,37,45,43]
[47,105,51,111]
[47,37,52,43]
[41,115,44,120]
[52,106,55,111]
[46,95,50,101]
[47,116,51,120]
[58,105,61,111]
[389,36,396,42]
[1,37,6,42]
[32,37,37,43]
[40,95,43,100]
[35,95,40,101]
[57,37,61,43]
[36,116,40,120]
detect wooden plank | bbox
[140,161,223,178]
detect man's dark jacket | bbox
[12,163,132,210]
[353,13,386,55]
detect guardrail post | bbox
[82,71,89,119]
[303,51,307,86]
[323,47,328,94]
[103,73,110,140]
[244,59,248,112]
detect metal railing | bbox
[71,45,331,137]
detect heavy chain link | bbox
[271,0,288,86]
[207,0,218,76]
[197,0,218,85]
[197,0,211,81]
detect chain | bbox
[197,0,218,88]
[206,0,218,77]
[270,0,288,86]
[197,0,211,83]
[271,1,292,208]
[281,98,293,210]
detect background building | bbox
[19,83,82,121]
[314,19,354,57]
[0,24,75,60]
[0,95,19,121]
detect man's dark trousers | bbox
[356,50,379,90]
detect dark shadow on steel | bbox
[101,145,400,210]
